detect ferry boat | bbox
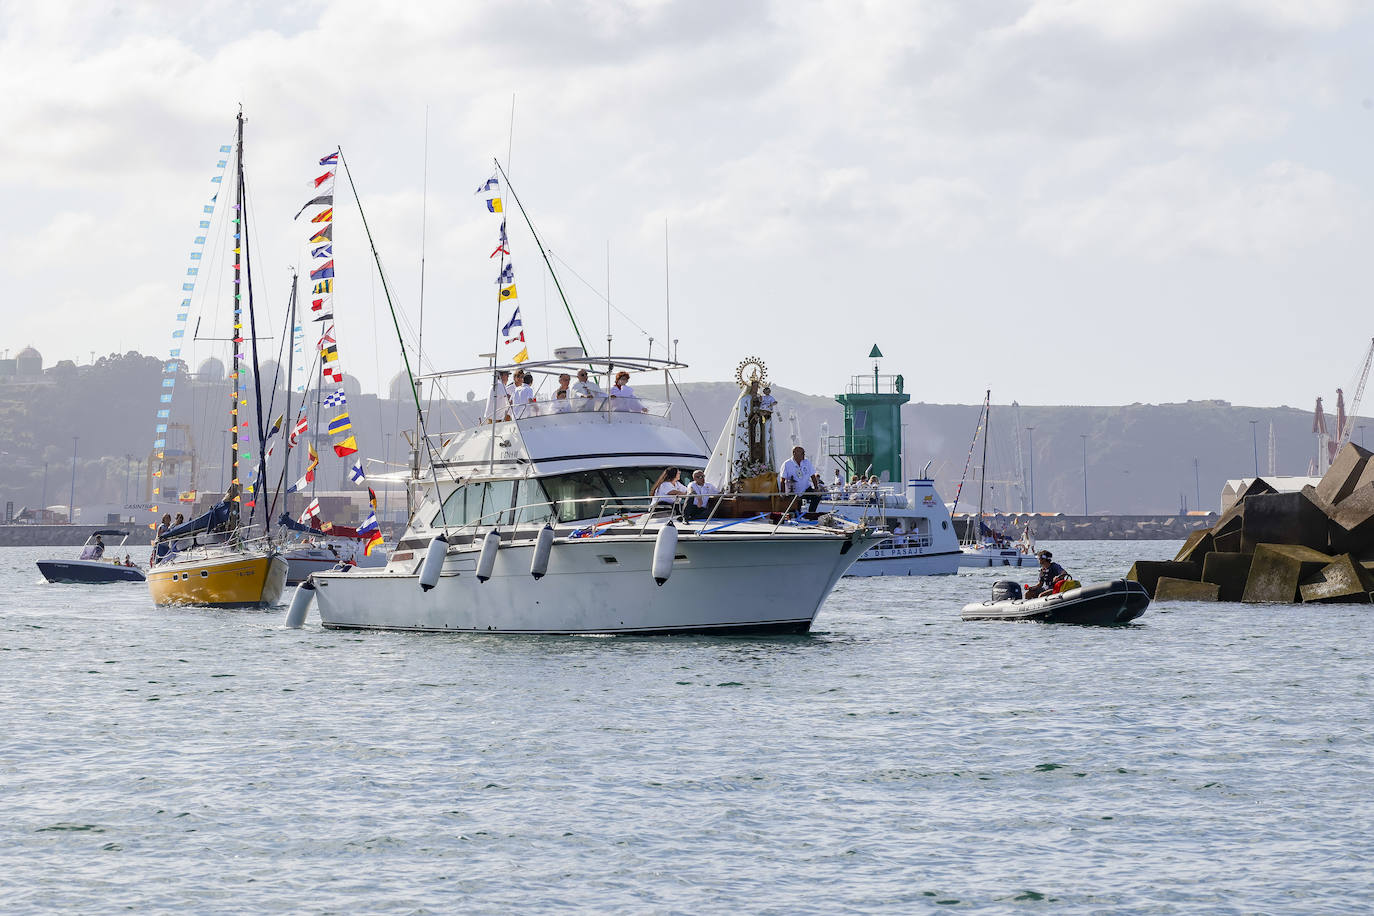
[819,478,962,576]
[297,356,883,635]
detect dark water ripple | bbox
[3,542,1372,913]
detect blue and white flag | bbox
[349,461,366,484]
[496,262,514,285]
[322,388,347,409]
[501,307,522,337]
[311,244,333,259]
[475,176,498,194]
[358,510,379,535]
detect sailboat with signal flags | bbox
[145,108,287,608]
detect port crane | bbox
[1337,337,1374,451]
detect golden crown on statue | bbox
[734,356,767,390]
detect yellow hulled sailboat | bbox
[146,109,287,609]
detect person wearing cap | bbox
[759,385,777,418]
[1026,550,1068,599]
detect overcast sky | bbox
[2,0,1372,408]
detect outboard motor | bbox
[991,580,1023,602]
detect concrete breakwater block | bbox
[1174,529,1215,564]
[1154,577,1220,602]
[1127,560,1201,597]
[1298,554,1374,604]
[1316,443,1373,505]
[1240,491,1327,552]
[1201,552,1254,602]
[1241,544,1333,604]
[1330,482,1374,535]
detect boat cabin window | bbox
[434,468,685,527]
[538,467,674,523]
[437,479,518,527]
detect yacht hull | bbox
[312,534,866,634]
[284,546,388,585]
[843,547,962,576]
[957,547,1039,569]
[148,552,289,608]
[37,560,146,584]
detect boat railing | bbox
[463,395,673,425]
[434,491,867,542]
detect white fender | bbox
[530,525,555,579]
[418,534,449,592]
[651,522,678,586]
[476,529,501,583]
[284,578,316,628]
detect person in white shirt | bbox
[650,467,689,514]
[609,370,644,412]
[778,446,822,516]
[482,369,512,423]
[892,522,907,547]
[510,372,535,418]
[685,469,720,521]
[571,368,602,408]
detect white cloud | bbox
[1019,157,1355,259]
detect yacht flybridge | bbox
[294,355,884,635]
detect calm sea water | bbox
[3,541,1371,914]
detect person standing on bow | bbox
[779,446,822,517]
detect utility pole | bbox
[1025,427,1035,514]
[1080,434,1088,515]
[69,436,79,524]
[1193,457,1201,512]
[1250,420,1259,477]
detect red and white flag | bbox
[298,498,321,523]
[288,416,308,446]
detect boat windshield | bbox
[435,466,681,528]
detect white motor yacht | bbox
[299,357,883,635]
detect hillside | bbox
[0,351,1351,517]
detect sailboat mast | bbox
[977,389,990,539]
[228,109,245,531]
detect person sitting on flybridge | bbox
[572,368,602,408]
[779,446,822,517]
[609,370,645,412]
[1025,550,1070,599]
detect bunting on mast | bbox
[478,173,529,363]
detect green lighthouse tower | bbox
[833,345,910,483]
